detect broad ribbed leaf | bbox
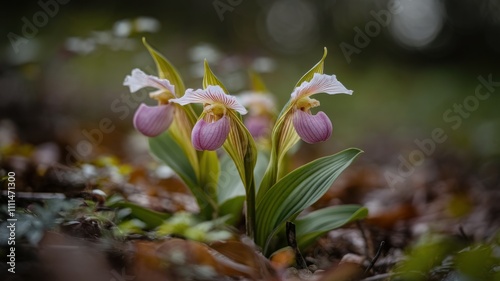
[143,38,185,97]
[223,110,257,237]
[223,112,253,185]
[149,132,215,218]
[217,154,246,204]
[294,47,327,88]
[257,111,299,201]
[295,205,368,250]
[203,60,229,94]
[199,150,220,202]
[249,71,268,93]
[218,196,245,225]
[107,201,170,229]
[218,148,269,204]
[255,148,362,254]
[149,132,197,186]
[217,151,270,225]
[253,151,270,192]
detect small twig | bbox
[286,221,309,270]
[365,241,385,273]
[458,226,470,242]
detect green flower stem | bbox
[245,177,256,239]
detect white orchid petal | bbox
[124,68,175,94]
[171,85,247,115]
[291,73,353,100]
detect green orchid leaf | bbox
[218,195,245,226]
[255,148,363,254]
[295,205,368,250]
[253,150,270,192]
[217,151,269,225]
[202,59,229,93]
[217,149,270,204]
[149,132,197,186]
[199,150,220,205]
[249,71,268,93]
[223,111,256,187]
[217,153,246,205]
[257,111,299,201]
[142,38,185,97]
[117,219,147,234]
[106,201,170,229]
[149,132,215,218]
[295,47,327,87]
[224,110,258,237]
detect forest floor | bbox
[1,120,499,281]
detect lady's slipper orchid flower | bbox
[238,92,276,139]
[171,86,247,151]
[123,69,176,137]
[290,73,353,143]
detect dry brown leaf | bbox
[270,246,296,271]
[210,240,279,280]
[317,262,366,281]
[132,238,279,280]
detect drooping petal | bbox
[291,73,353,100]
[171,86,247,115]
[124,68,175,94]
[191,115,230,151]
[292,110,332,144]
[133,103,175,137]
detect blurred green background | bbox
[1,0,499,165]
